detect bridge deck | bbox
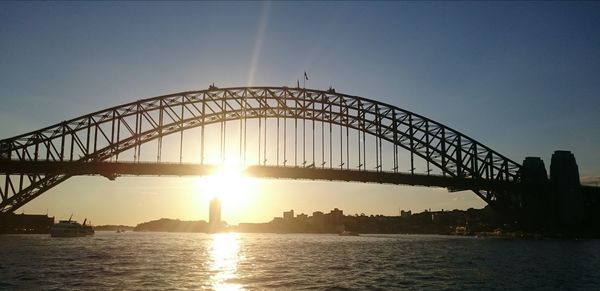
[0,161,518,191]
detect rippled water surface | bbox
[1,232,599,290]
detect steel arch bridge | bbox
[0,86,522,214]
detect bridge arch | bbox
[0,87,521,213]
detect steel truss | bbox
[0,87,521,213]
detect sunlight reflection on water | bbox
[209,233,243,291]
[2,233,600,290]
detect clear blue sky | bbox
[1,1,599,225]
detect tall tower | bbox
[550,150,584,227]
[209,198,221,230]
[520,156,550,227]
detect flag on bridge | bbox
[304,71,309,80]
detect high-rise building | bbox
[209,198,221,228]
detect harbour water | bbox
[1,232,599,290]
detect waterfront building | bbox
[297,213,308,220]
[311,211,325,230]
[283,209,294,220]
[401,210,412,218]
[0,213,54,234]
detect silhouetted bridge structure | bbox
[0,161,519,191]
[1,86,597,224]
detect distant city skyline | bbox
[1,2,599,225]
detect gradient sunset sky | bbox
[1,2,599,225]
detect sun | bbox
[194,165,259,209]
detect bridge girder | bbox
[0,87,521,213]
[0,161,521,191]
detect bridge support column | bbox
[519,156,551,229]
[517,151,586,232]
[550,150,585,229]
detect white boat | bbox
[50,216,94,237]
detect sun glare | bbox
[195,165,259,210]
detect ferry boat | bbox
[50,216,94,237]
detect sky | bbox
[1,1,599,225]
